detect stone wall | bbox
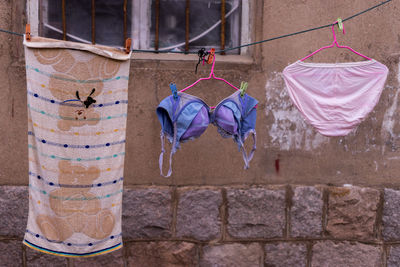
[3,184,400,266]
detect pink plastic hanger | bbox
[179,49,239,109]
[301,20,372,61]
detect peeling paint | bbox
[265,71,329,151]
[338,138,350,152]
[381,60,400,154]
[381,87,399,147]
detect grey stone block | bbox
[311,241,381,267]
[388,246,400,267]
[326,186,379,240]
[265,242,307,267]
[383,189,400,241]
[122,188,172,239]
[290,186,323,238]
[26,246,68,267]
[0,240,23,267]
[0,186,28,237]
[72,249,124,267]
[176,189,222,241]
[227,188,285,238]
[201,243,263,267]
[127,241,198,267]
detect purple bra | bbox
[156,90,258,177]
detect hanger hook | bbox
[331,22,338,45]
[331,21,339,46]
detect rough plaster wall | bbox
[265,71,329,151]
[0,0,400,187]
[0,0,27,185]
[382,62,400,154]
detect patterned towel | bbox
[23,36,131,257]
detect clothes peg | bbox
[25,24,31,41]
[239,81,248,97]
[337,18,345,34]
[207,48,215,64]
[195,48,209,74]
[170,83,178,100]
[125,38,132,54]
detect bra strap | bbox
[238,130,257,169]
[159,124,177,177]
[247,131,257,162]
[238,137,250,169]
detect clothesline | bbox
[0,0,392,54]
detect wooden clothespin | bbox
[25,24,31,41]
[125,38,132,54]
[207,48,215,64]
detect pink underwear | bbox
[282,60,388,136]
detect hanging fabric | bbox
[157,50,258,177]
[282,21,388,136]
[23,35,131,257]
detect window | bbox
[29,0,250,55]
[40,0,131,47]
[149,0,241,53]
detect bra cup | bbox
[241,106,257,138]
[180,106,209,140]
[156,107,174,137]
[214,105,238,135]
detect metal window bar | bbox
[59,1,128,46]
[185,0,190,53]
[62,0,66,40]
[91,0,95,44]
[155,0,160,51]
[220,0,226,55]
[57,0,229,51]
[123,0,128,43]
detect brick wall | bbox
[3,185,400,266]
